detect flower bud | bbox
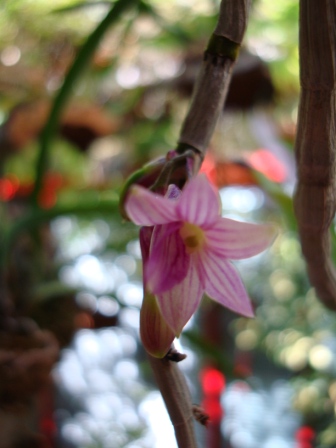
[140,291,175,358]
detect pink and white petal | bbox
[139,226,154,265]
[206,218,278,260]
[196,249,254,317]
[156,261,204,336]
[125,185,178,226]
[177,174,220,227]
[145,222,190,294]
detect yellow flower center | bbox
[179,222,205,253]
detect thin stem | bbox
[148,351,197,448]
[178,0,251,155]
[1,196,119,268]
[31,0,137,206]
[147,2,252,448]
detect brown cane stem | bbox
[178,0,251,155]
[147,2,252,448]
[148,351,197,448]
[294,0,336,309]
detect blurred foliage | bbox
[247,0,299,97]
[2,1,336,446]
[231,228,336,443]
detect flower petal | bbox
[139,226,154,265]
[196,249,254,317]
[140,291,175,358]
[206,218,277,259]
[156,259,204,335]
[145,222,189,294]
[125,185,178,226]
[177,174,220,226]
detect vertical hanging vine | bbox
[294,0,336,309]
[148,2,252,447]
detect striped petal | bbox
[206,218,277,259]
[156,259,204,336]
[125,185,178,226]
[196,249,254,317]
[139,226,154,265]
[145,222,189,294]
[177,174,220,227]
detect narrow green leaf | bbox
[252,170,297,231]
[183,329,238,377]
[32,0,138,206]
[139,0,191,43]
[52,1,113,14]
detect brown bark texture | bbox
[178,0,251,154]
[294,0,336,309]
[148,353,198,448]
[152,1,252,448]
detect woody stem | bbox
[148,2,252,448]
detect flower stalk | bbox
[178,0,252,156]
[148,349,198,448]
[129,1,254,447]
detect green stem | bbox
[32,0,138,206]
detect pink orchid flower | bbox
[126,174,277,344]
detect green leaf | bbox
[138,0,191,43]
[52,0,114,14]
[32,0,138,206]
[252,170,297,231]
[183,329,238,378]
[52,1,114,14]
